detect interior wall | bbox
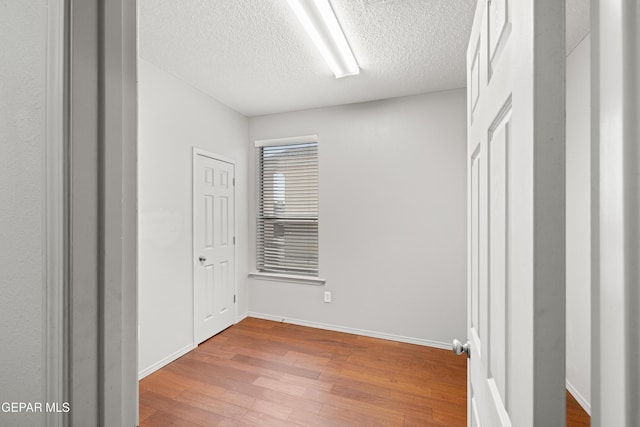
[247,89,467,346]
[138,59,249,377]
[0,2,46,425]
[566,34,591,412]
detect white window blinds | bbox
[256,140,319,277]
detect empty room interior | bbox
[134,1,592,426]
[15,0,640,425]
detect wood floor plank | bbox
[431,407,466,426]
[217,417,252,427]
[217,389,256,410]
[402,409,437,426]
[138,405,155,424]
[140,390,226,426]
[140,410,203,427]
[232,353,322,379]
[278,373,334,393]
[197,353,286,382]
[239,410,303,427]
[287,408,353,427]
[253,376,307,397]
[217,418,251,427]
[174,390,248,420]
[139,318,590,426]
[301,386,413,424]
[250,398,294,420]
[318,403,400,427]
[257,387,324,414]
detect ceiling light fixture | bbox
[287,0,360,78]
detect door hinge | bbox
[233,236,236,245]
[233,295,236,303]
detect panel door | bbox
[465,1,566,426]
[194,153,236,344]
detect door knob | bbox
[199,256,206,262]
[452,339,470,358]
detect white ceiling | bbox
[139,0,590,117]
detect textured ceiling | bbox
[139,0,590,117]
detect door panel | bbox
[487,0,510,76]
[471,150,480,343]
[205,265,214,318]
[205,195,214,248]
[465,0,565,425]
[488,110,510,409]
[220,196,229,246]
[194,153,236,344]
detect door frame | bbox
[45,1,67,426]
[591,0,640,424]
[192,147,239,343]
[69,0,138,424]
[50,0,138,425]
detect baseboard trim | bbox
[247,312,451,350]
[138,343,195,380]
[566,379,591,415]
[237,311,250,323]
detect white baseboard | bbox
[247,312,451,350]
[236,311,250,323]
[138,343,195,380]
[138,312,248,381]
[566,379,591,415]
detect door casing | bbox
[591,0,640,425]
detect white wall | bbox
[138,59,249,376]
[247,90,467,346]
[566,34,591,412]
[0,1,46,425]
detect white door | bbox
[193,151,236,344]
[461,1,566,426]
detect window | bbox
[256,136,319,278]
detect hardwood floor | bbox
[139,318,589,426]
[566,390,590,426]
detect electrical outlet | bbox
[324,291,332,303]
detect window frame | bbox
[251,135,325,285]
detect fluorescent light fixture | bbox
[288,0,360,78]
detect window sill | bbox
[248,272,326,286]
